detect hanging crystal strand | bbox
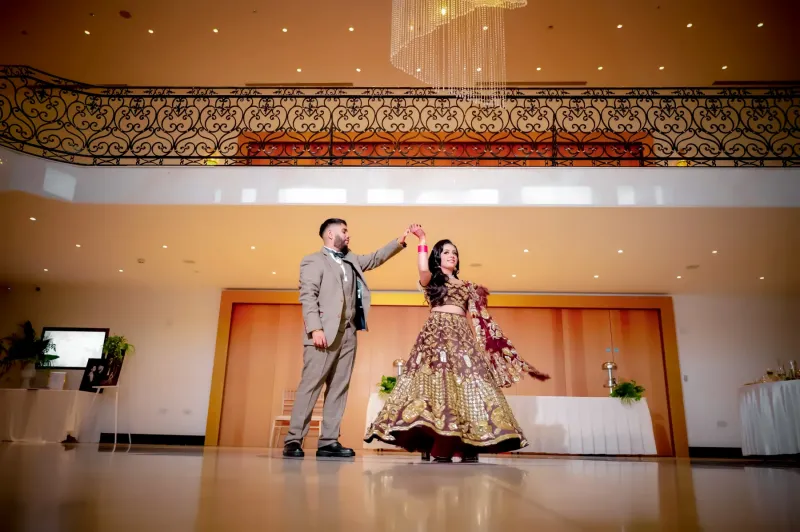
[391,0,525,107]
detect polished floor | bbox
[0,444,798,532]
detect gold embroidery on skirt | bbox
[364,311,527,452]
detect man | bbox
[283,218,409,458]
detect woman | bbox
[364,226,550,462]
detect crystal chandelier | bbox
[390,0,526,106]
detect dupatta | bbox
[466,282,550,388]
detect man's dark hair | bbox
[319,218,347,238]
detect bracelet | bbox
[418,245,428,253]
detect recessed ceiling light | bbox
[659,66,665,70]
[594,275,599,279]
[162,245,168,249]
[536,67,541,71]
[282,28,288,32]
[348,27,354,31]
[441,7,447,15]
[617,24,623,29]
[712,250,718,254]
[511,274,517,278]
[119,269,124,273]
[272,271,277,275]
[296,68,302,72]
[416,67,421,72]
[757,22,764,28]
[29,217,36,221]
[212,28,219,33]
[483,25,488,30]
[676,275,682,279]
[686,23,693,28]
[75,244,81,248]
[409,25,414,31]
[356,68,361,72]
[476,67,482,72]
[598,66,604,70]
[759,276,765,280]
[43,268,48,272]
[250,245,256,250]
[523,249,529,253]
[617,249,624,254]
[84,30,91,35]
[722,65,728,70]
[148,29,154,34]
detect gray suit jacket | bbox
[299,239,405,346]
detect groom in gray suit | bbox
[283,218,409,458]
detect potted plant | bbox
[102,335,135,360]
[0,321,59,388]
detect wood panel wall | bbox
[218,304,673,455]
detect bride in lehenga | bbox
[364,225,550,463]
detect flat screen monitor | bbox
[41,327,109,370]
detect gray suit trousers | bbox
[284,324,357,447]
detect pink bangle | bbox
[418,245,428,253]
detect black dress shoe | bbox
[421,451,431,462]
[433,456,453,463]
[461,455,479,464]
[316,442,356,458]
[283,441,305,458]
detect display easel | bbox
[88,383,131,452]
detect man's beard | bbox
[334,235,349,255]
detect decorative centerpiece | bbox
[602,361,618,391]
[610,379,646,405]
[378,376,397,398]
[377,359,405,398]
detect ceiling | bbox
[1,191,798,295]
[1,0,798,87]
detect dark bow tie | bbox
[330,250,346,259]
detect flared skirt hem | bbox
[364,421,527,455]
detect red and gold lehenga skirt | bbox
[364,311,527,455]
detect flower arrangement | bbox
[610,379,646,404]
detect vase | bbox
[20,362,36,389]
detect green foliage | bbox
[1,321,59,369]
[611,379,646,404]
[378,375,397,396]
[103,335,135,360]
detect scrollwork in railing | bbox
[0,66,798,166]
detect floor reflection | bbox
[0,444,798,532]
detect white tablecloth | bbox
[739,380,800,456]
[364,393,657,455]
[0,389,96,443]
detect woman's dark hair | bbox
[424,239,460,307]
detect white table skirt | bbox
[739,380,800,456]
[364,393,657,455]
[0,389,96,443]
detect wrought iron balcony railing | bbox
[1,66,798,167]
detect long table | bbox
[0,389,96,443]
[364,393,658,455]
[740,380,800,456]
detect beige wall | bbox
[673,294,800,448]
[0,284,221,440]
